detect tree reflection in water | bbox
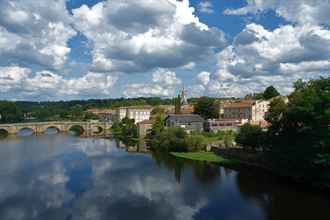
[235,168,330,220]
[151,151,220,185]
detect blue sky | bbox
[0,0,329,100]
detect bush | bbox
[185,134,206,152]
[156,127,188,152]
[236,124,265,151]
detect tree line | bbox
[236,77,330,186]
[0,97,175,123]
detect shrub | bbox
[236,124,265,151]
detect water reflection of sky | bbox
[0,134,329,220]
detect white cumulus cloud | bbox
[124,69,182,97]
[72,0,226,73]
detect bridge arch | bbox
[43,126,61,134]
[0,128,9,138]
[91,125,104,135]
[17,127,36,136]
[69,125,85,136]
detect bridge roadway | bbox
[0,121,112,136]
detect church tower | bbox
[180,86,188,105]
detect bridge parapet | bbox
[0,121,112,136]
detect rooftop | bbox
[117,105,153,110]
[166,114,204,123]
[87,108,115,114]
[138,119,154,125]
[223,100,256,108]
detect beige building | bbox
[87,108,116,122]
[137,119,154,138]
[222,100,270,127]
[116,106,152,124]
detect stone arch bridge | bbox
[0,121,112,137]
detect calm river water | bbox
[0,132,329,220]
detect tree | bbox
[112,117,138,146]
[236,124,265,151]
[0,101,23,123]
[146,113,166,147]
[265,97,288,131]
[184,134,206,151]
[263,86,280,100]
[267,77,330,177]
[157,127,188,152]
[174,95,182,114]
[194,97,219,119]
[293,79,308,91]
[151,106,165,116]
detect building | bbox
[205,119,241,132]
[180,86,195,114]
[165,114,204,133]
[86,108,116,122]
[180,104,194,114]
[115,106,152,124]
[137,119,154,138]
[222,100,270,126]
[156,105,175,114]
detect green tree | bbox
[265,97,288,130]
[146,113,166,147]
[184,134,206,151]
[236,124,265,151]
[174,95,182,114]
[0,101,23,123]
[293,79,308,91]
[112,117,138,146]
[267,77,330,178]
[69,105,84,121]
[194,97,219,119]
[151,106,165,116]
[149,127,188,152]
[263,86,280,100]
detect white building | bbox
[115,106,152,124]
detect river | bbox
[0,131,329,220]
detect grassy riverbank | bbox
[171,151,239,165]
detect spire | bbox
[181,86,188,105]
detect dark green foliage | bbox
[293,79,308,91]
[184,134,206,151]
[0,101,23,123]
[112,117,138,146]
[0,97,174,123]
[174,95,182,114]
[263,86,280,100]
[246,86,281,100]
[266,77,330,179]
[0,129,8,138]
[236,124,265,150]
[146,114,166,146]
[151,127,188,152]
[194,97,219,119]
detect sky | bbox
[0,0,329,101]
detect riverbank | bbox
[212,147,330,192]
[171,151,239,165]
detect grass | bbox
[171,151,239,165]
